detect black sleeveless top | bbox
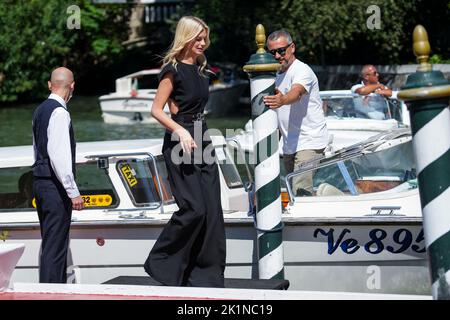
[158,61,210,115]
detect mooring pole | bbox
[398,25,450,299]
[243,25,284,279]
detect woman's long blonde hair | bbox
[162,16,210,75]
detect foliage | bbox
[192,0,271,66]
[278,0,418,64]
[1,0,448,102]
[0,0,131,103]
[429,54,450,64]
[192,0,449,66]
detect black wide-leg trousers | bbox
[33,178,72,283]
[144,122,226,287]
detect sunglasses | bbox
[268,43,293,56]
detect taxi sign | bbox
[120,164,138,187]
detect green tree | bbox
[192,0,449,65]
[279,0,418,64]
[0,0,131,103]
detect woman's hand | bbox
[174,127,198,154]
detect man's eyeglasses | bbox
[365,71,379,76]
[268,43,293,56]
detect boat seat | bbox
[355,179,402,194]
[316,183,345,196]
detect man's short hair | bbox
[267,29,293,46]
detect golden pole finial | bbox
[255,24,266,54]
[413,25,432,72]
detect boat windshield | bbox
[216,144,244,189]
[117,156,174,207]
[135,74,159,90]
[286,138,417,198]
[0,161,119,211]
[322,94,401,121]
[76,161,120,208]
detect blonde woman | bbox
[144,16,225,287]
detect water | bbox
[0,96,251,147]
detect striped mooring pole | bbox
[243,24,284,279]
[398,25,450,299]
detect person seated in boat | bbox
[351,65,397,120]
[351,65,397,99]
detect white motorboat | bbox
[98,69,169,124]
[232,90,410,155]
[0,128,430,294]
[99,65,248,123]
[204,63,248,117]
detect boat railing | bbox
[85,152,165,216]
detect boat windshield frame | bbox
[85,152,167,214]
[321,92,401,122]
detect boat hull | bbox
[3,217,428,295]
[99,96,157,124]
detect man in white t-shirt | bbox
[263,30,329,196]
[350,65,398,120]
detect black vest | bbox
[32,99,76,178]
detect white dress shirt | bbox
[34,93,80,199]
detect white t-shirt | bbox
[350,82,365,93]
[351,81,398,99]
[275,59,329,155]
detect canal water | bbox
[0,95,251,148]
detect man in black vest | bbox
[32,67,84,283]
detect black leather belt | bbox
[171,112,205,123]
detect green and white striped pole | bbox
[398,25,450,300]
[243,24,284,279]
